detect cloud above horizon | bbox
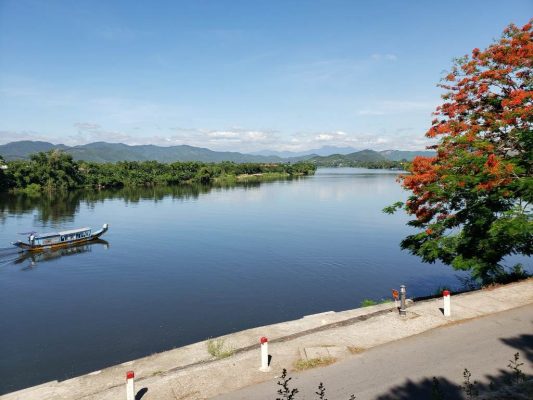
[0,123,435,153]
[1,1,529,156]
[0,63,439,153]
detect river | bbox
[0,168,472,393]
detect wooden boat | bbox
[13,224,109,252]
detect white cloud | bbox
[115,124,428,152]
[316,134,334,141]
[207,131,240,139]
[284,129,435,152]
[0,125,434,152]
[246,131,271,141]
[0,75,434,152]
[167,127,279,151]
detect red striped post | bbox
[126,371,135,400]
[259,337,270,372]
[443,290,451,317]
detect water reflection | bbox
[0,181,277,224]
[0,168,472,394]
[14,239,109,268]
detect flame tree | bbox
[386,21,532,282]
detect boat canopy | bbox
[33,227,91,239]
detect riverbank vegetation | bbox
[385,21,532,284]
[0,150,316,192]
[360,298,393,307]
[311,158,406,169]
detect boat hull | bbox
[15,239,109,264]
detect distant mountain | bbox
[0,141,68,160]
[251,145,358,158]
[309,149,387,166]
[0,141,433,164]
[309,149,438,167]
[64,142,287,163]
[253,147,434,160]
[379,150,435,161]
[0,141,310,163]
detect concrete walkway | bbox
[216,303,533,399]
[2,279,533,400]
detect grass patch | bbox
[214,174,238,185]
[360,299,377,307]
[360,298,392,307]
[237,172,290,182]
[347,346,365,354]
[206,338,234,359]
[214,172,291,185]
[294,357,337,371]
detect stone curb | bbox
[92,306,395,393]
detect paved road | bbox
[215,304,533,400]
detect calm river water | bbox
[1,168,472,393]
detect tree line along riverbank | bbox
[0,150,317,193]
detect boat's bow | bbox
[91,223,109,239]
[12,240,30,250]
[12,232,35,250]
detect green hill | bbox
[310,149,388,167]
[0,141,68,160]
[0,141,309,163]
[0,141,433,165]
[310,149,436,167]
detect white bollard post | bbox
[443,290,451,317]
[259,337,270,372]
[126,371,135,400]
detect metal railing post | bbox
[399,285,407,316]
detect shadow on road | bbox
[373,332,533,399]
[266,331,533,400]
[135,387,148,400]
[375,376,462,400]
[500,333,533,364]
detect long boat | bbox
[12,224,109,252]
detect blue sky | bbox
[0,0,531,152]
